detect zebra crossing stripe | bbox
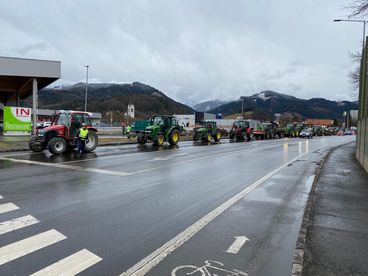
[31,249,102,276]
[0,203,19,214]
[0,229,66,265]
[0,215,40,235]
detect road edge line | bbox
[121,151,309,276]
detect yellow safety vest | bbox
[79,128,89,139]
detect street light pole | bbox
[334,19,367,49]
[84,65,89,112]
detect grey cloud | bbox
[0,0,359,105]
[13,42,47,56]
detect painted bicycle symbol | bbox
[171,260,248,276]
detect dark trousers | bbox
[77,139,86,155]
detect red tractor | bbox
[29,110,98,155]
[229,120,254,142]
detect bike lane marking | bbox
[226,236,250,254]
[120,151,309,276]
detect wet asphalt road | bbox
[0,136,355,276]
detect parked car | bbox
[299,128,313,139]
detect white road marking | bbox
[0,202,19,214]
[0,229,67,265]
[0,215,39,235]
[226,236,249,254]
[31,249,102,276]
[0,195,3,199]
[306,175,315,186]
[0,157,131,176]
[120,151,309,276]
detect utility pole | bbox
[241,98,244,119]
[84,65,89,112]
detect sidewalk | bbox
[301,143,368,275]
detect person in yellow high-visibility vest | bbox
[76,123,89,157]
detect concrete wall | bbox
[97,127,123,135]
[356,41,368,173]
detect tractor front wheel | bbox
[214,130,221,142]
[48,137,67,155]
[137,135,147,145]
[206,132,212,142]
[85,131,98,152]
[155,134,165,146]
[169,130,179,145]
[29,136,45,152]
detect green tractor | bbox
[313,125,324,136]
[193,121,222,142]
[294,123,305,137]
[137,115,181,146]
[253,122,274,140]
[284,123,297,138]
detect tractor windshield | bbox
[152,117,164,125]
[56,113,70,127]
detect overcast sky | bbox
[0,0,363,105]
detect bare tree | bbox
[346,0,368,18]
[344,1,368,97]
[348,51,361,93]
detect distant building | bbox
[174,114,195,127]
[127,104,135,118]
[194,112,216,123]
[350,110,358,121]
[305,119,333,126]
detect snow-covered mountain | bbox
[193,100,230,112]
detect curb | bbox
[291,141,355,276]
[0,147,29,153]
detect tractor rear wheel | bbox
[48,137,67,155]
[85,131,98,152]
[214,130,221,142]
[155,134,165,146]
[169,130,179,145]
